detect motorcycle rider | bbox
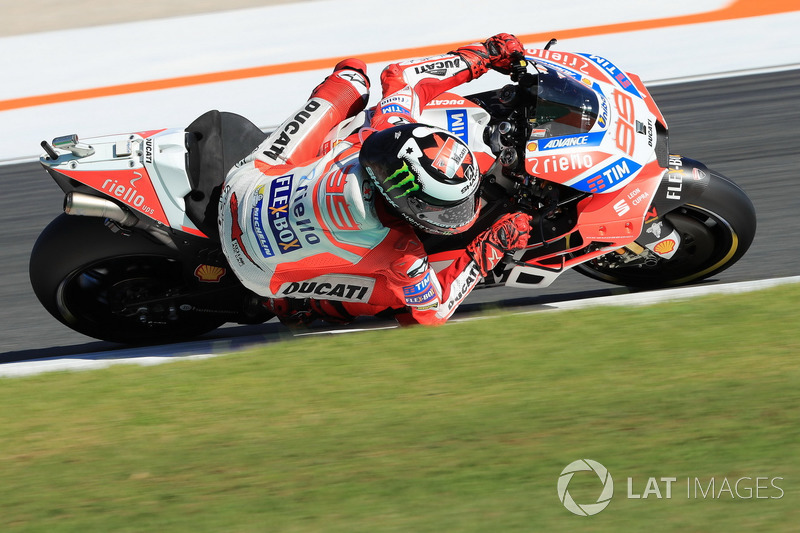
[218,33,533,326]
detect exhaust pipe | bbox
[64,192,139,227]
[63,192,179,250]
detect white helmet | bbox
[360,124,481,235]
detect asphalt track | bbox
[1,69,798,362]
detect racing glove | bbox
[453,33,525,78]
[484,33,525,74]
[467,212,533,277]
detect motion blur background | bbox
[3,0,799,161]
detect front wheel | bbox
[30,215,229,344]
[574,171,756,288]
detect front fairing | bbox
[522,60,664,195]
[520,51,671,249]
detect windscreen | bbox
[529,68,600,138]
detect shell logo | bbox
[654,239,676,255]
[194,264,226,282]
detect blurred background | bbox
[2,0,798,161]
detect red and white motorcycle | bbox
[30,44,756,343]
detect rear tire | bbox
[30,215,227,344]
[574,171,756,288]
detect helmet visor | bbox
[406,194,480,234]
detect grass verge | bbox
[1,284,798,531]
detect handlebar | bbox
[508,52,538,89]
[509,36,557,83]
[509,51,528,82]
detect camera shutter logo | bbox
[557,459,614,516]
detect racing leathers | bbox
[218,35,531,326]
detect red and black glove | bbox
[453,33,525,78]
[484,33,525,74]
[467,212,533,277]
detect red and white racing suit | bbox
[218,45,504,325]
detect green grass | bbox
[1,284,799,531]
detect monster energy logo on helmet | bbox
[384,161,420,198]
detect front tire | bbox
[575,171,756,288]
[30,215,227,344]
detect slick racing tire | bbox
[29,214,226,344]
[574,171,756,288]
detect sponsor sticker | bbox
[532,132,606,151]
[429,98,466,107]
[444,262,482,312]
[267,174,302,254]
[403,272,437,307]
[570,157,642,193]
[275,275,376,302]
[653,239,676,255]
[430,136,469,180]
[579,53,642,97]
[645,229,681,259]
[446,109,469,143]
[250,185,275,258]
[597,95,609,128]
[228,191,259,268]
[379,91,413,116]
[527,150,611,182]
[194,264,226,282]
[381,103,411,115]
[413,58,462,76]
[262,100,321,160]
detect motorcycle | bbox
[29,43,756,344]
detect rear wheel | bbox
[30,215,228,344]
[574,172,756,288]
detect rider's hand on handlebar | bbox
[467,212,533,277]
[484,33,525,74]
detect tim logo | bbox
[382,103,411,115]
[446,109,468,144]
[267,174,302,254]
[403,272,437,307]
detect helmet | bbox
[359,123,481,235]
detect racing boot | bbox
[264,298,355,327]
[311,58,371,117]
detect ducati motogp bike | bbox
[29,44,756,343]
